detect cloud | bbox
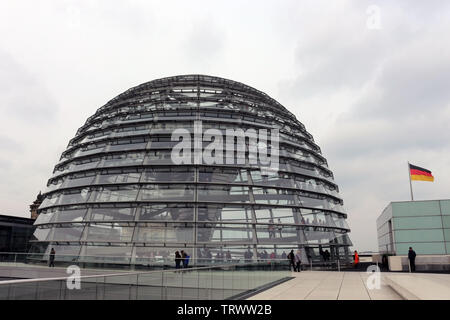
[183,17,227,67]
[276,1,450,251]
[355,41,450,120]
[0,0,449,251]
[318,32,450,250]
[0,135,23,153]
[0,50,59,124]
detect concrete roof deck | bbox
[248,271,450,300]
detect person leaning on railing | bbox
[174,251,182,269]
[48,248,55,268]
[295,250,302,272]
[287,250,296,272]
[184,252,190,268]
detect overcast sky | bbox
[1,0,449,252]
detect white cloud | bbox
[0,0,449,251]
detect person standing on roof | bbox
[295,250,302,272]
[408,247,416,272]
[353,250,359,269]
[287,250,296,272]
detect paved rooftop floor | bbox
[248,271,403,300]
[248,271,450,300]
[384,273,450,300]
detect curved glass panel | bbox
[87,206,135,221]
[34,75,352,265]
[137,204,194,221]
[83,223,134,242]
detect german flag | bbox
[409,164,434,182]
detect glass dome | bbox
[31,74,352,266]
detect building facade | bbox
[31,75,352,266]
[29,192,44,220]
[0,215,35,253]
[377,200,450,255]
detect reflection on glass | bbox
[198,223,254,243]
[141,167,194,182]
[134,223,193,243]
[138,204,194,221]
[250,170,293,188]
[97,171,141,184]
[198,186,249,203]
[253,188,296,205]
[83,223,134,242]
[83,245,133,262]
[50,208,87,223]
[62,175,96,188]
[256,226,299,243]
[58,188,92,205]
[254,207,295,223]
[51,225,84,241]
[88,207,135,221]
[199,168,248,184]
[138,185,194,201]
[93,186,138,202]
[103,152,145,167]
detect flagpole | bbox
[408,161,414,201]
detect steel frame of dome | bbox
[31,74,352,266]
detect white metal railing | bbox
[0,261,291,300]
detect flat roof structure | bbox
[0,214,35,253]
[377,200,450,255]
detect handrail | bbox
[0,252,349,265]
[0,252,344,259]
